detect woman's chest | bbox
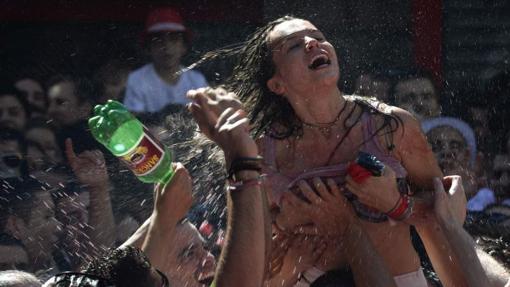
[274,127,365,174]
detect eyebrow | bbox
[270,29,321,50]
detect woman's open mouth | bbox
[308,54,331,70]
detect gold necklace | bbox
[301,101,347,139]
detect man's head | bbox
[15,78,47,117]
[94,61,131,103]
[0,129,27,179]
[354,72,391,102]
[0,183,59,267]
[491,154,510,199]
[0,270,41,287]
[393,69,440,121]
[24,120,63,171]
[423,117,476,177]
[166,221,216,287]
[0,87,30,131]
[47,75,97,127]
[144,8,189,70]
[43,246,168,287]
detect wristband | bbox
[228,156,263,180]
[386,194,414,220]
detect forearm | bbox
[87,182,116,248]
[347,224,396,287]
[214,172,266,287]
[415,220,469,287]
[120,217,150,249]
[141,214,177,270]
[437,218,491,287]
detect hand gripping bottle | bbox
[88,100,173,184]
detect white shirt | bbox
[123,63,208,113]
[467,187,496,212]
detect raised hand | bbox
[187,87,258,165]
[433,176,466,225]
[153,162,193,223]
[65,138,108,187]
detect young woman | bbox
[192,16,468,287]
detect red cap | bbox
[145,8,186,34]
[141,7,192,45]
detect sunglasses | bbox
[50,269,169,287]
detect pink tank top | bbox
[263,111,408,222]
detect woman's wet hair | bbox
[189,16,402,144]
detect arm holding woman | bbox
[188,88,269,287]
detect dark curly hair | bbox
[82,246,154,287]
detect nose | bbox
[304,36,319,51]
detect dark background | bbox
[1,0,509,95]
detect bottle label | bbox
[119,127,165,176]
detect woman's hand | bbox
[345,164,401,213]
[187,87,258,165]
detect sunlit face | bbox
[267,19,339,98]
[0,95,27,131]
[25,127,63,166]
[47,81,84,126]
[394,78,440,120]
[491,154,510,198]
[149,32,187,70]
[166,222,216,287]
[19,191,60,263]
[427,126,469,174]
[15,78,46,113]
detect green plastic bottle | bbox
[88,100,173,184]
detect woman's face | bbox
[267,19,339,98]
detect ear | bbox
[5,215,25,240]
[267,76,286,95]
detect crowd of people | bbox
[1,6,510,287]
